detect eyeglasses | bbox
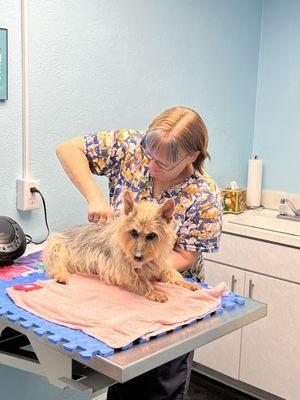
[141,145,190,171]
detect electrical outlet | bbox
[16,179,40,210]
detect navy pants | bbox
[106,351,194,400]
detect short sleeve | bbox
[83,129,138,177]
[174,189,223,253]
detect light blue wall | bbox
[253,0,300,192]
[0,0,263,399]
[0,0,262,241]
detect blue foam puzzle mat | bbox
[0,251,246,360]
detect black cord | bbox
[25,187,50,245]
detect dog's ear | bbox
[123,190,135,215]
[160,198,175,223]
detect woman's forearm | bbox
[56,140,107,204]
[169,249,192,272]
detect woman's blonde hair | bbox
[142,106,210,174]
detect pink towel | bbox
[7,273,228,348]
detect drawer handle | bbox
[231,275,237,292]
[249,279,255,298]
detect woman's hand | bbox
[88,199,115,224]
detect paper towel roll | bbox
[246,157,262,207]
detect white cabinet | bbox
[194,260,245,379]
[209,233,300,282]
[193,234,300,400]
[240,272,300,400]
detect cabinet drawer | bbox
[205,233,300,283]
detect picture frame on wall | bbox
[0,28,8,100]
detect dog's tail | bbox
[42,232,71,274]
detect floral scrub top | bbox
[83,129,223,282]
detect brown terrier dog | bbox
[42,190,201,302]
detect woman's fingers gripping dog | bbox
[88,200,115,224]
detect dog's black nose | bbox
[134,255,143,262]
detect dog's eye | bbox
[130,229,139,238]
[146,232,157,241]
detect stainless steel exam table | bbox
[0,297,267,396]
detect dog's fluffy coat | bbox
[42,191,200,302]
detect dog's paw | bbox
[54,274,69,285]
[182,281,202,291]
[191,283,202,291]
[147,291,168,303]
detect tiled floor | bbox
[186,372,257,400]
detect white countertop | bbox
[222,208,300,248]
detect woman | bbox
[56,106,223,399]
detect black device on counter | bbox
[0,216,27,266]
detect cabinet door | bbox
[240,272,300,400]
[194,260,245,379]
